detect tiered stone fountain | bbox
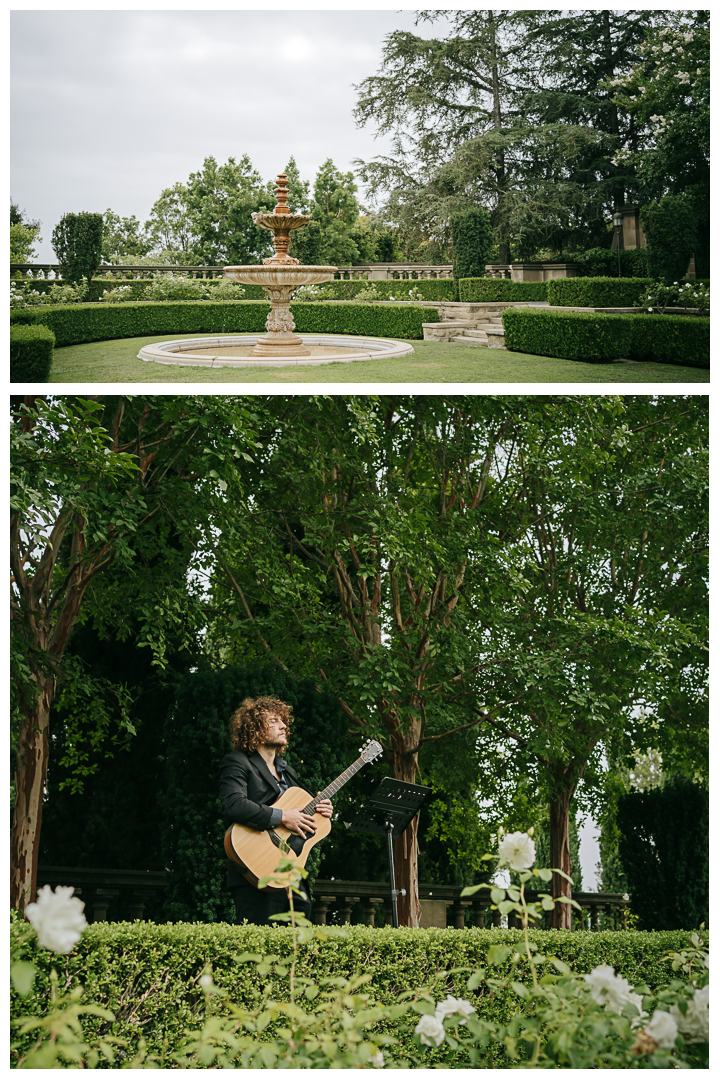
[137,172,414,369]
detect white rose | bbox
[671,984,709,1043]
[643,1010,678,1049]
[25,885,87,953]
[199,974,213,989]
[583,964,634,1014]
[369,1050,385,1068]
[498,831,536,870]
[415,1012,445,1046]
[435,995,476,1024]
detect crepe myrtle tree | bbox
[9,394,262,912]
[204,395,707,928]
[459,395,708,927]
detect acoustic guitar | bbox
[224,739,383,889]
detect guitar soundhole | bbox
[288,834,305,856]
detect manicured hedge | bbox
[459,278,548,302]
[546,276,653,308]
[10,919,693,1065]
[10,300,439,348]
[10,323,55,381]
[502,307,709,368]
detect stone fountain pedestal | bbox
[223,172,337,358]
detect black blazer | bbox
[219,749,304,887]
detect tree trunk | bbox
[549,788,574,930]
[391,742,421,927]
[10,674,53,912]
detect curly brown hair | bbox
[228,696,294,754]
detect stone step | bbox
[450,334,489,345]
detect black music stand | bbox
[346,777,431,928]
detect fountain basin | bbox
[223,265,338,289]
[137,334,414,368]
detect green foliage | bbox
[574,247,648,278]
[617,776,708,931]
[546,276,653,307]
[10,914,703,1068]
[450,208,494,287]
[101,209,153,264]
[11,222,43,263]
[10,300,438,348]
[502,307,709,367]
[641,195,698,285]
[641,280,709,315]
[10,323,55,381]
[162,663,348,922]
[10,280,88,309]
[289,159,361,266]
[459,278,548,302]
[51,212,104,287]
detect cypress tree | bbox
[51,212,104,288]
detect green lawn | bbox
[47,333,709,384]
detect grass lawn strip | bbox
[46,334,709,384]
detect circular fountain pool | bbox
[137,334,414,368]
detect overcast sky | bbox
[11,7,462,263]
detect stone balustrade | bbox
[11,262,584,284]
[36,865,629,930]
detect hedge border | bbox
[10,323,55,381]
[10,918,694,1065]
[546,277,654,308]
[501,307,709,368]
[10,300,440,348]
[458,279,548,302]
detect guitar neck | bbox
[302,756,368,814]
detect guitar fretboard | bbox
[301,756,367,815]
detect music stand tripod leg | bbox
[386,820,399,929]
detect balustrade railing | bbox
[36,866,629,930]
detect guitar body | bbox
[224,786,332,890]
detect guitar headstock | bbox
[359,739,383,764]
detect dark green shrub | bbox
[617,776,708,930]
[547,277,653,308]
[450,208,494,297]
[51,212,104,288]
[10,917,693,1065]
[459,279,548,302]
[10,323,55,381]
[10,300,439,347]
[641,195,697,285]
[501,308,709,368]
[162,663,348,923]
[574,247,648,278]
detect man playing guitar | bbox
[219,696,332,925]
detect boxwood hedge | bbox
[502,307,709,368]
[10,300,439,348]
[10,918,693,1066]
[10,323,55,381]
[458,278,548,302]
[546,277,654,308]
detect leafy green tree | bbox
[450,207,493,286]
[145,183,197,263]
[10,394,262,912]
[183,155,274,265]
[100,209,153,264]
[11,201,43,262]
[51,212,104,287]
[290,160,360,266]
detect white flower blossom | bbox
[199,974,213,989]
[435,995,476,1024]
[498,831,536,870]
[25,885,87,953]
[671,984,709,1043]
[684,32,694,43]
[643,1010,678,1049]
[415,1013,445,1046]
[369,1050,385,1068]
[662,42,672,52]
[676,72,691,83]
[584,964,635,1014]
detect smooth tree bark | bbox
[10,395,258,911]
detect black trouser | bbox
[229,880,312,926]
